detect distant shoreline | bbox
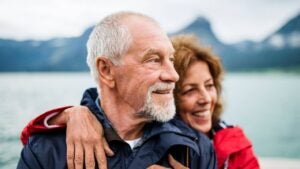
[259,157,300,169]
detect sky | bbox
[0,0,299,43]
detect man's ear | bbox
[96,57,115,88]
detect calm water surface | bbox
[0,72,299,168]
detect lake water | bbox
[0,72,299,168]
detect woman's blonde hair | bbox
[172,34,224,125]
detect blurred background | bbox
[0,0,299,168]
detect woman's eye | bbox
[182,88,195,95]
[205,84,215,90]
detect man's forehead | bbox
[124,16,164,37]
[131,35,174,52]
[122,15,174,54]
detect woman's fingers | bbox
[168,154,189,169]
[147,154,189,169]
[84,145,95,169]
[147,164,171,169]
[103,138,114,156]
[66,139,75,169]
[63,106,113,169]
[74,143,84,169]
[94,141,108,169]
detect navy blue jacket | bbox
[17,88,216,169]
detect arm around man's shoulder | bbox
[17,131,67,169]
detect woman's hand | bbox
[49,106,113,169]
[146,154,189,169]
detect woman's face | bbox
[177,61,217,134]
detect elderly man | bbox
[17,11,216,169]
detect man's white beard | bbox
[138,82,176,122]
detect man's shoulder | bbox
[20,130,67,169]
[28,131,67,160]
[28,130,66,146]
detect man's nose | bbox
[160,60,179,83]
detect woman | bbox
[21,34,259,169]
[172,35,259,169]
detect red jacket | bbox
[213,127,260,169]
[20,106,72,145]
[20,107,259,169]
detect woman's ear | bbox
[96,57,115,88]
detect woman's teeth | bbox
[192,111,210,117]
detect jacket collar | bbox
[80,88,199,143]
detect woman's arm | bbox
[20,106,72,145]
[58,106,113,169]
[20,106,113,169]
[213,126,260,169]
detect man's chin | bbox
[141,89,176,122]
[151,105,175,122]
[138,104,175,123]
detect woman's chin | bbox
[192,122,211,134]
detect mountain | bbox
[0,27,93,71]
[170,17,225,53]
[237,13,300,70]
[170,13,300,71]
[264,13,300,49]
[0,13,299,72]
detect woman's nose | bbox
[197,89,211,104]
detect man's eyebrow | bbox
[144,48,160,55]
[142,48,175,60]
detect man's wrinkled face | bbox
[113,17,179,122]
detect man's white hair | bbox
[86,11,158,97]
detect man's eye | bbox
[147,57,161,63]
